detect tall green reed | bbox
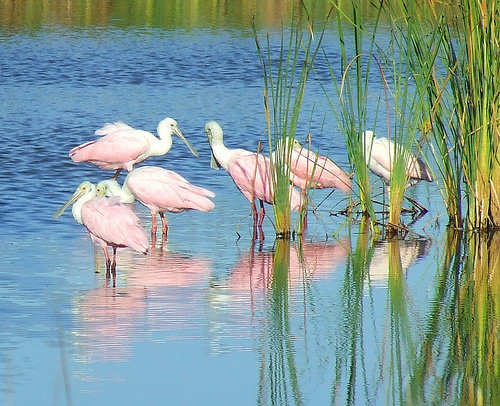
[380,0,439,234]
[253,7,322,237]
[450,0,500,229]
[400,0,499,230]
[324,1,381,233]
[326,0,436,236]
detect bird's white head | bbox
[158,117,199,158]
[53,181,96,224]
[204,121,224,170]
[96,179,121,198]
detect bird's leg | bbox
[404,195,428,214]
[112,169,122,180]
[300,189,308,230]
[405,179,420,190]
[111,247,117,273]
[257,201,265,241]
[160,212,168,239]
[259,227,265,241]
[251,200,259,231]
[111,247,117,287]
[258,200,265,228]
[151,214,158,242]
[103,247,111,279]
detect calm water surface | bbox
[0,8,495,406]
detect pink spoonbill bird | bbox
[70,117,199,179]
[96,166,216,244]
[204,121,302,236]
[362,130,433,185]
[363,130,433,212]
[53,181,149,285]
[278,137,352,195]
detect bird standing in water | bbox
[53,181,149,286]
[205,121,302,239]
[70,117,199,179]
[362,130,433,185]
[97,166,216,245]
[362,130,433,212]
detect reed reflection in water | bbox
[208,238,350,354]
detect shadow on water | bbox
[75,222,499,405]
[328,221,499,405]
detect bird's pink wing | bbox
[288,149,352,193]
[127,168,215,213]
[227,151,273,203]
[70,131,149,170]
[146,181,215,212]
[81,198,149,253]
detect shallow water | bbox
[0,4,497,406]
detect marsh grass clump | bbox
[394,0,499,230]
[328,0,500,233]
[253,7,324,237]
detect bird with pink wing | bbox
[53,181,149,286]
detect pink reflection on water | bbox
[207,239,351,354]
[227,239,351,291]
[73,247,212,363]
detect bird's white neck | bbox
[210,139,234,170]
[149,135,173,157]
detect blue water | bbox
[0,23,446,406]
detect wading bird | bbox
[205,121,302,237]
[70,117,199,179]
[363,130,433,212]
[53,181,149,285]
[362,130,433,185]
[96,166,216,244]
[278,137,352,195]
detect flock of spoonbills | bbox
[53,117,433,284]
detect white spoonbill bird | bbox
[96,166,216,242]
[70,117,199,179]
[278,137,352,195]
[362,130,433,185]
[53,181,149,284]
[204,121,302,233]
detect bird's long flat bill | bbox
[174,127,199,158]
[210,151,221,170]
[52,188,83,219]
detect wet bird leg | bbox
[160,212,168,239]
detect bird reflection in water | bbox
[367,238,432,288]
[207,238,350,354]
[73,249,212,363]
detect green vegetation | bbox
[253,8,320,238]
